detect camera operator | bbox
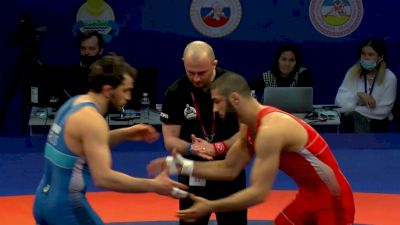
[0,13,44,135]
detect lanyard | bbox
[364,74,377,95]
[190,91,215,142]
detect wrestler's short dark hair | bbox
[79,30,104,50]
[211,72,251,98]
[88,54,137,92]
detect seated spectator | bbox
[251,43,312,95]
[57,31,105,107]
[335,38,397,133]
[72,30,105,95]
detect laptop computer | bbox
[262,87,313,113]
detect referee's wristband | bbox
[186,143,197,156]
[213,141,228,157]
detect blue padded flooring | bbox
[0,135,395,225]
[1,147,400,196]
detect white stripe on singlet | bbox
[299,148,341,197]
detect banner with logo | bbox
[190,0,242,38]
[72,0,120,42]
[309,0,364,38]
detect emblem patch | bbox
[72,0,120,42]
[190,0,242,38]
[184,104,197,120]
[309,0,363,38]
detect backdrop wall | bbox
[1,0,399,135]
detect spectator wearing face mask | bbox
[79,30,104,69]
[76,31,104,93]
[335,38,397,133]
[61,31,105,101]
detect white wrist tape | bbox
[175,153,194,176]
[165,154,194,176]
[166,156,178,174]
[170,187,188,199]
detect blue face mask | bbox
[360,59,377,70]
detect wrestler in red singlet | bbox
[247,106,355,225]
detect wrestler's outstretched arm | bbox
[109,124,160,147]
[147,124,250,179]
[176,123,283,222]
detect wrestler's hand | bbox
[148,150,194,176]
[190,134,214,160]
[147,157,168,177]
[126,124,160,143]
[152,166,188,198]
[176,194,213,222]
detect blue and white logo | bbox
[72,0,120,42]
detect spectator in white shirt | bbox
[335,38,397,133]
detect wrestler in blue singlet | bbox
[33,96,104,225]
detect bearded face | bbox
[107,74,133,113]
[211,88,238,120]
